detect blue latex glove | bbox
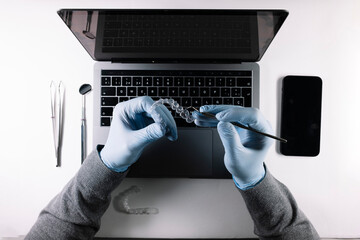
[193,105,274,189]
[100,96,177,172]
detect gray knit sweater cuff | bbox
[78,146,128,198]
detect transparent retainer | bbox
[114,185,159,215]
[150,98,195,123]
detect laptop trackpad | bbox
[128,129,213,178]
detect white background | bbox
[0,0,360,238]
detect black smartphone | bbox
[280,75,322,156]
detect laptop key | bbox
[200,88,210,96]
[205,77,215,86]
[179,87,189,96]
[169,87,179,96]
[133,77,142,86]
[174,77,184,86]
[127,87,137,96]
[192,98,202,107]
[213,98,222,104]
[101,87,116,96]
[223,98,233,105]
[143,77,152,86]
[101,107,113,116]
[185,77,194,86]
[195,77,205,86]
[190,87,199,96]
[119,97,129,102]
[112,77,121,86]
[138,87,147,96]
[181,98,191,107]
[117,87,126,96]
[221,88,231,97]
[216,77,225,86]
[159,87,168,96]
[101,117,111,126]
[234,98,244,106]
[242,88,252,107]
[210,88,220,97]
[203,98,212,105]
[226,77,236,86]
[154,77,163,86]
[148,87,157,96]
[164,77,174,86]
[101,97,118,106]
[231,88,241,97]
[242,87,251,97]
[122,77,132,86]
[101,77,111,86]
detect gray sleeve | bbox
[25,147,126,240]
[239,166,320,240]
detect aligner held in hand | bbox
[150,98,194,123]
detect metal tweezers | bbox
[50,81,65,167]
[188,106,287,143]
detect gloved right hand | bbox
[100,96,177,172]
[193,105,274,189]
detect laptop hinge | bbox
[111,58,243,64]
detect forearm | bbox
[239,167,319,239]
[26,146,126,240]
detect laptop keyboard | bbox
[100,70,252,127]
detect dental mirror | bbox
[79,84,92,164]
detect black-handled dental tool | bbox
[79,84,92,164]
[189,106,287,143]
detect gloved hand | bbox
[193,105,274,189]
[100,96,177,172]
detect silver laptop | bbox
[58,9,288,178]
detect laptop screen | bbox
[58,9,288,62]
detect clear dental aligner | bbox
[113,185,159,215]
[150,98,195,123]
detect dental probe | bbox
[189,106,287,143]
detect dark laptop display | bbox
[58,9,288,178]
[58,9,288,62]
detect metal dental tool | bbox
[79,84,92,164]
[189,106,287,143]
[50,81,65,167]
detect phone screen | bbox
[280,76,322,156]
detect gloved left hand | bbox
[100,96,177,172]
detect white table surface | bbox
[1,0,360,238]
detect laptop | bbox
[58,9,288,178]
